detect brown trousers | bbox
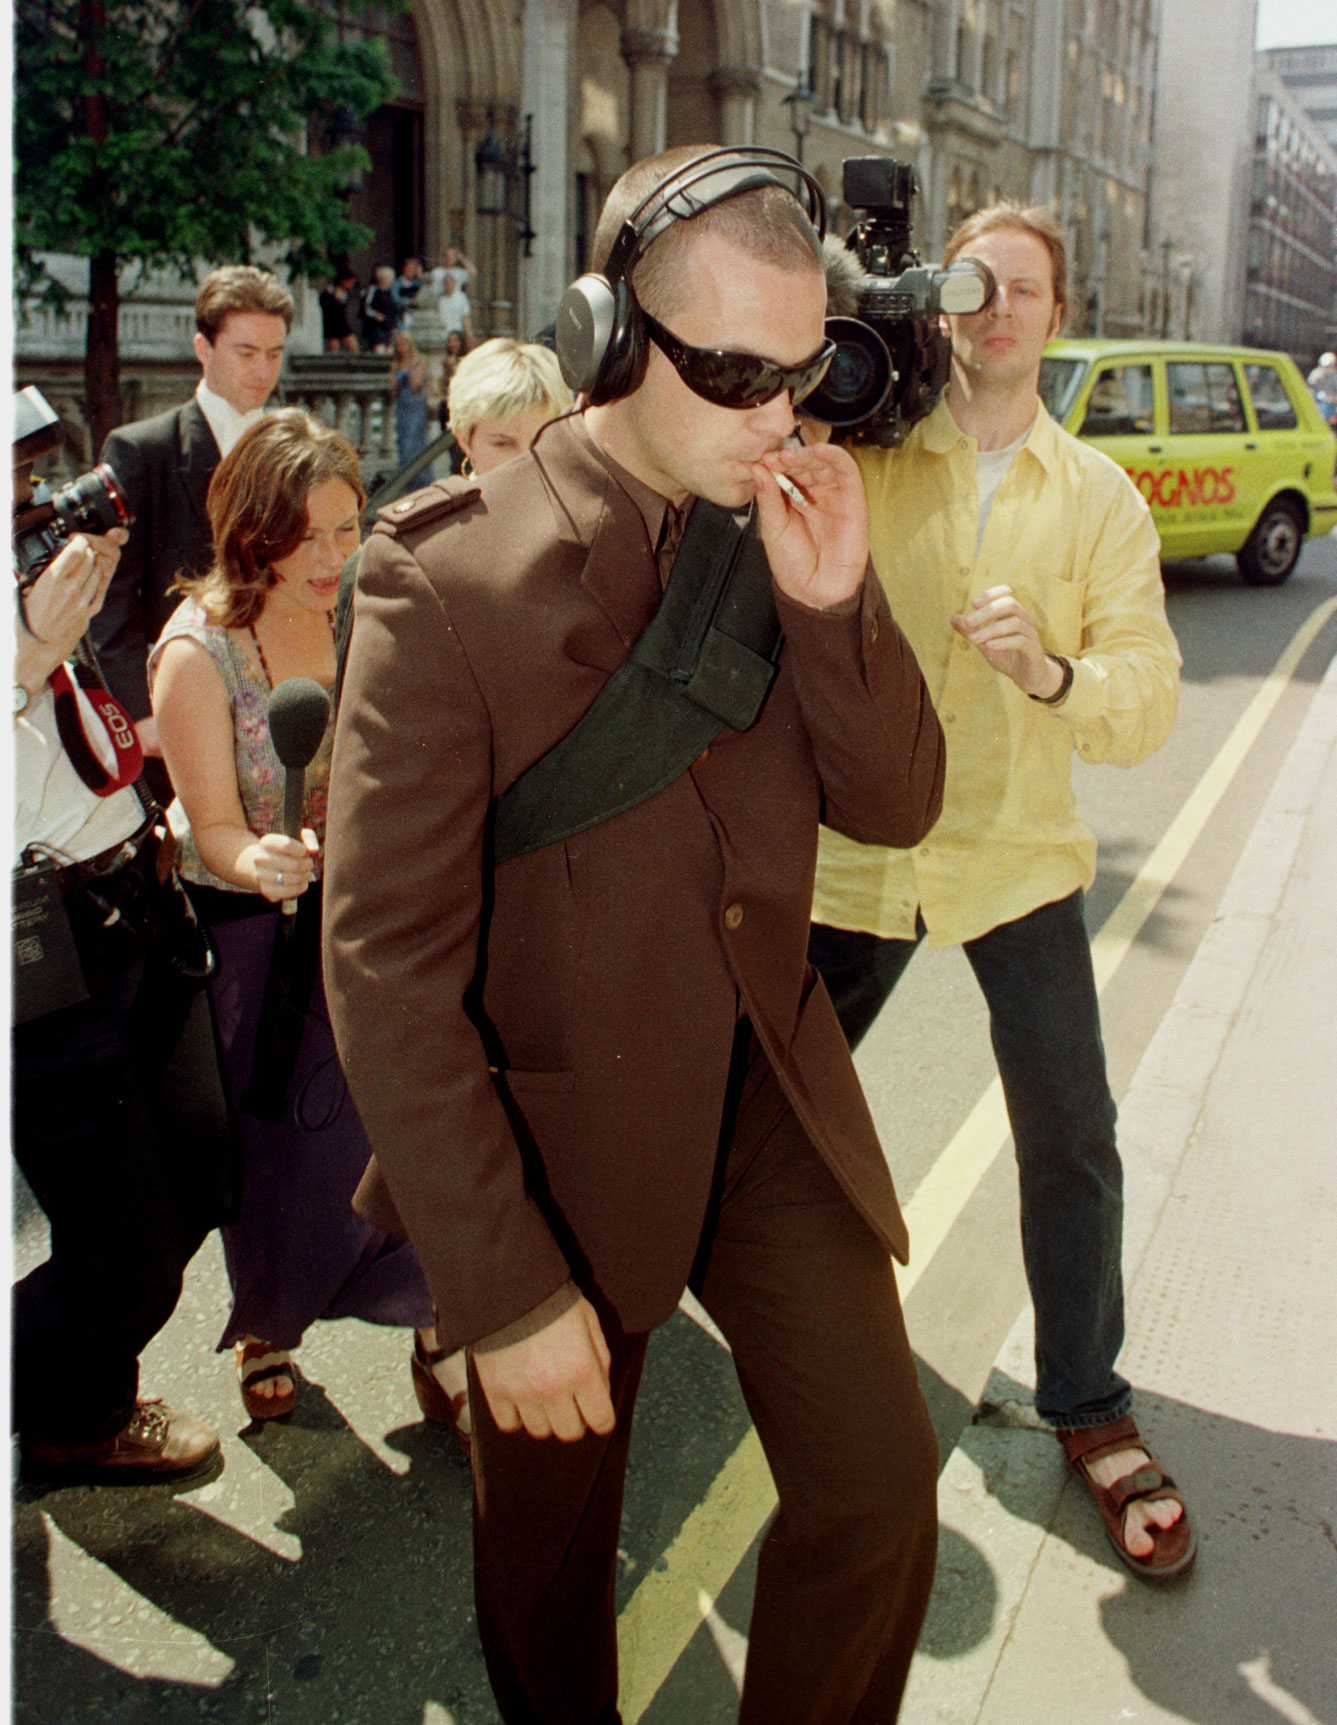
[469,1036,939,1725]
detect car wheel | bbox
[1237,497,1304,586]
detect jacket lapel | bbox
[532,415,663,651]
[175,398,220,537]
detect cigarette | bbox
[774,472,809,507]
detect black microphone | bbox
[267,678,331,915]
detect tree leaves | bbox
[14,0,403,286]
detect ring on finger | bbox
[276,871,284,887]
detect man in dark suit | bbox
[325,147,946,1724]
[94,265,292,746]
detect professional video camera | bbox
[804,158,996,447]
[12,386,132,585]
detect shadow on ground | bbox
[917,1373,1337,1725]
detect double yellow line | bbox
[617,592,1337,1721]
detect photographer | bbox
[12,435,235,1484]
[809,199,1191,1580]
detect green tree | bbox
[14,0,401,453]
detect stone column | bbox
[456,99,490,286]
[621,27,676,159]
[709,66,761,147]
[936,0,961,81]
[521,0,574,333]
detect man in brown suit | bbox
[324,147,946,1725]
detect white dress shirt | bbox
[195,380,266,458]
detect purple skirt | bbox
[207,904,432,1351]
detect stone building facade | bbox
[1243,65,1337,364]
[1259,42,1337,156]
[17,0,1167,453]
[1144,0,1258,346]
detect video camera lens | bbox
[801,317,895,428]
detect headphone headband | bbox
[602,146,827,284]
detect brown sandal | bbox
[411,1331,472,1455]
[1057,1415,1196,1580]
[236,1340,297,1422]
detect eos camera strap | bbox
[49,653,144,797]
[491,498,782,864]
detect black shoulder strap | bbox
[492,499,781,865]
[334,547,359,713]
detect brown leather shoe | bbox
[20,1399,220,1485]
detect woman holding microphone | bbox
[149,409,470,1445]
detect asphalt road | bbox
[10,529,1337,1725]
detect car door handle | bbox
[1147,444,1163,453]
[1244,441,1257,450]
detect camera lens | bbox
[50,465,131,538]
[800,318,894,427]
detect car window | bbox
[1243,363,1299,431]
[1078,363,1154,437]
[1038,357,1086,423]
[1167,362,1247,434]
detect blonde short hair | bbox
[446,338,573,444]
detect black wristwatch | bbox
[1030,654,1074,707]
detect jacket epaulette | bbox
[371,477,482,539]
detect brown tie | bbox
[654,501,689,590]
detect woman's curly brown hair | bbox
[175,409,365,628]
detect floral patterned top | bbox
[148,597,334,893]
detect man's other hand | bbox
[751,443,869,611]
[473,1296,615,1442]
[951,584,1066,698]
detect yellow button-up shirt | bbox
[813,397,1181,948]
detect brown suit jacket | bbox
[323,414,945,1353]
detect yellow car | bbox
[1040,339,1337,585]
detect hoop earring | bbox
[460,455,476,479]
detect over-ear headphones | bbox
[555,146,827,406]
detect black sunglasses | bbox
[641,310,836,410]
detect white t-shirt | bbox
[975,421,1033,551]
[429,264,472,301]
[436,287,472,336]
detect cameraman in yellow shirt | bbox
[810,201,1193,1582]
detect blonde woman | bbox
[446,337,573,476]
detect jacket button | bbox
[868,616,879,643]
[724,903,744,930]
[696,746,711,766]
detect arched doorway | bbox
[331,7,428,281]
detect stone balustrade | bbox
[15,356,406,487]
[281,355,400,481]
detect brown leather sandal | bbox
[1057,1415,1196,1580]
[411,1331,472,1456]
[236,1339,297,1422]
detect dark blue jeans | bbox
[809,890,1130,1429]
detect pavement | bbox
[9,652,1337,1725]
[898,649,1337,1725]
